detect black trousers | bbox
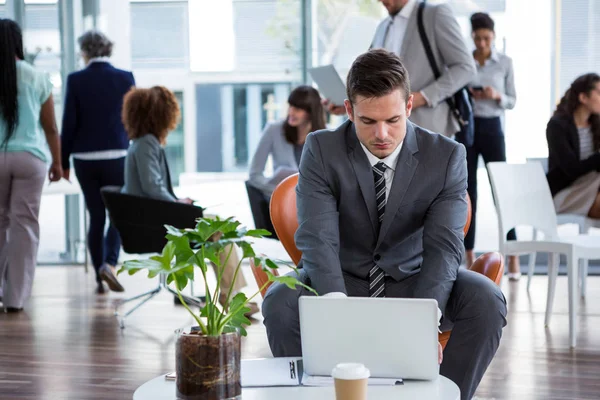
[74,158,125,282]
[465,117,516,251]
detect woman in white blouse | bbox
[465,12,519,278]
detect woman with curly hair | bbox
[61,30,135,294]
[547,73,600,220]
[121,86,258,316]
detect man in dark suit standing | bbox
[262,50,506,400]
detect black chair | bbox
[101,186,205,328]
[244,180,278,240]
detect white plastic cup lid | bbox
[331,363,370,380]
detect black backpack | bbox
[417,1,474,147]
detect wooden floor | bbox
[1,266,600,400]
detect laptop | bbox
[308,65,347,106]
[298,296,439,380]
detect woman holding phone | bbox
[465,12,519,278]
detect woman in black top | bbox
[547,73,600,219]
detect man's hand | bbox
[438,342,443,365]
[411,92,428,109]
[177,197,194,205]
[322,99,346,116]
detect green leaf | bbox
[121,259,165,279]
[245,229,272,238]
[164,224,184,237]
[265,258,279,270]
[161,241,176,264]
[201,244,222,266]
[270,274,318,296]
[182,265,195,281]
[236,241,256,259]
[193,217,238,242]
[175,273,188,291]
[222,292,252,336]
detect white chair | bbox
[487,161,600,348]
[525,159,600,296]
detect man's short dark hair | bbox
[346,49,411,105]
[470,12,494,32]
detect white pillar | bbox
[97,0,131,70]
[247,85,262,164]
[183,79,197,173]
[274,84,290,122]
[221,85,235,172]
[503,0,552,161]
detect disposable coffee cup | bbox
[331,363,370,400]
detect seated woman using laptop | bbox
[121,86,258,316]
[546,73,600,220]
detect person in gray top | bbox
[464,12,519,278]
[121,86,258,316]
[248,85,326,198]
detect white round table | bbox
[133,375,460,400]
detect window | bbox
[22,1,61,74]
[196,83,292,172]
[233,0,301,74]
[190,1,302,172]
[190,0,302,79]
[434,0,505,15]
[312,0,383,76]
[557,0,600,97]
[130,1,189,69]
[22,1,63,123]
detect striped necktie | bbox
[370,162,387,298]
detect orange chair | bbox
[251,173,504,349]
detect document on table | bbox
[241,357,303,387]
[301,372,403,386]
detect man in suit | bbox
[262,50,506,400]
[328,0,475,138]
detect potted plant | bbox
[119,217,314,400]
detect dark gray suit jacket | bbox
[295,120,467,313]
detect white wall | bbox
[503,0,553,161]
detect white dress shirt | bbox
[382,0,418,56]
[360,141,403,199]
[380,0,430,105]
[470,49,516,118]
